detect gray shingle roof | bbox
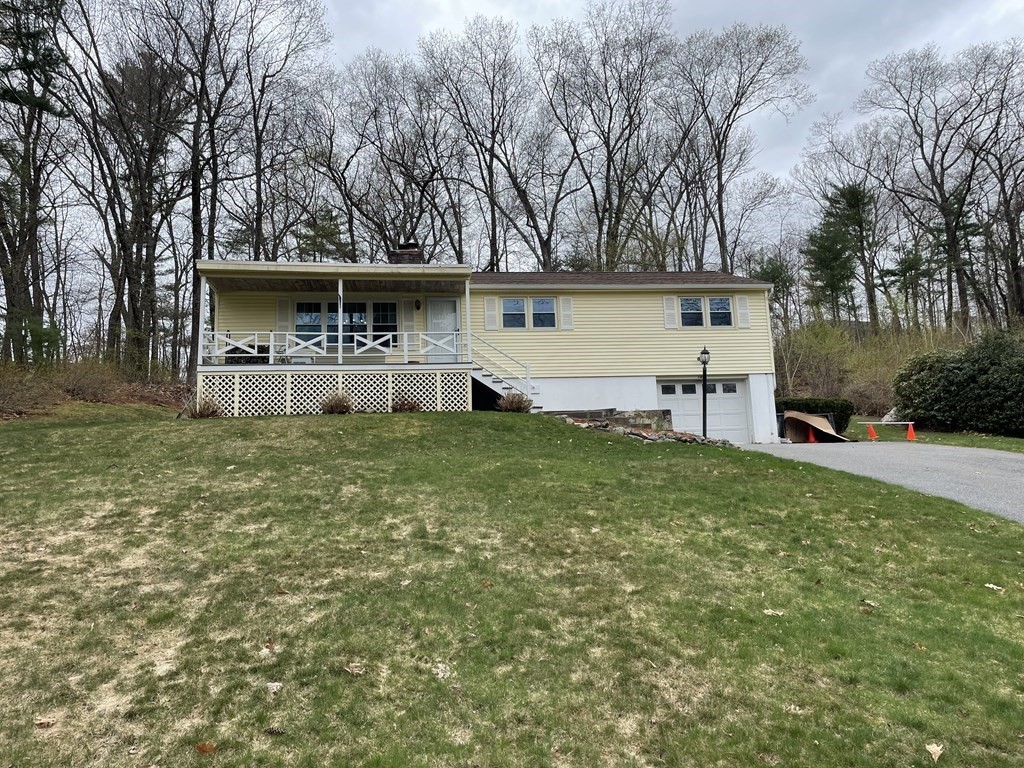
[470,271,771,289]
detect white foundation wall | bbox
[535,372,780,444]
[535,376,659,413]
[747,372,779,443]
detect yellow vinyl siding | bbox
[215,292,279,333]
[213,286,774,378]
[470,289,774,378]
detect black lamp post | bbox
[697,346,710,438]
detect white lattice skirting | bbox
[197,369,471,417]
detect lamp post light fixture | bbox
[697,346,711,438]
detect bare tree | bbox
[676,23,812,272]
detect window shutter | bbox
[663,296,678,329]
[276,298,291,333]
[401,299,416,334]
[735,295,750,329]
[484,296,499,331]
[559,296,574,330]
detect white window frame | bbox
[671,295,745,329]
[500,296,560,330]
[501,297,528,329]
[295,299,339,344]
[530,297,558,330]
[679,296,705,327]
[708,296,734,327]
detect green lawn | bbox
[846,417,1024,453]
[2,405,1024,767]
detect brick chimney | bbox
[387,240,424,265]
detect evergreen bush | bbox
[893,332,1024,436]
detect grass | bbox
[846,416,1024,454]
[2,406,1024,767]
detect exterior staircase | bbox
[469,333,541,410]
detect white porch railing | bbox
[469,332,532,398]
[201,330,469,365]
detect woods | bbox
[2,0,1024,381]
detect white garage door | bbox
[657,379,750,443]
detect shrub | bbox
[185,397,222,419]
[0,365,63,416]
[775,396,855,434]
[59,360,122,402]
[321,391,354,415]
[391,393,422,413]
[775,322,852,399]
[497,391,534,413]
[893,331,1024,436]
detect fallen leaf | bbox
[859,606,874,615]
[263,638,275,651]
[196,741,217,754]
[814,578,822,586]
[926,742,944,763]
[777,551,791,557]
[344,663,365,676]
[34,718,56,729]
[913,642,928,652]
[984,583,1006,594]
[763,609,784,617]
[481,580,494,589]
[275,584,289,595]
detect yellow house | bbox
[196,253,779,443]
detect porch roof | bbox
[198,260,472,293]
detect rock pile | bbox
[555,415,734,447]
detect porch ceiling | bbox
[205,277,469,293]
[198,260,472,294]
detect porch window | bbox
[372,302,398,347]
[326,302,339,345]
[295,302,322,341]
[709,297,733,327]
[502,298,526,329]
[342,302,367,345]
[531,297,556,328]
[680,297,704,327]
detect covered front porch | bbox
[198,260,475,367]
[194,260,529,416]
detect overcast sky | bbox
[322,0,1024,177]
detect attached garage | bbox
[657,378,751,443]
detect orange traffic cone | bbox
[907,423,916,441]
[867,424,879,441]
[807,427,817,443]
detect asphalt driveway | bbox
[744,442,1024,524]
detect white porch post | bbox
[342,278,350,364]
[199,274,208,365]
[464,277,472,363]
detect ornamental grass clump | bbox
[321,391,354,415]
[391,393,423,412]
[185,397,222,419]
[497,391,533,413]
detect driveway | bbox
[744,442,1024,524]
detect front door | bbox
[426,298,459,363]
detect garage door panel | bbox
[657,379,749,443]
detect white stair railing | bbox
[469,333,532,398]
